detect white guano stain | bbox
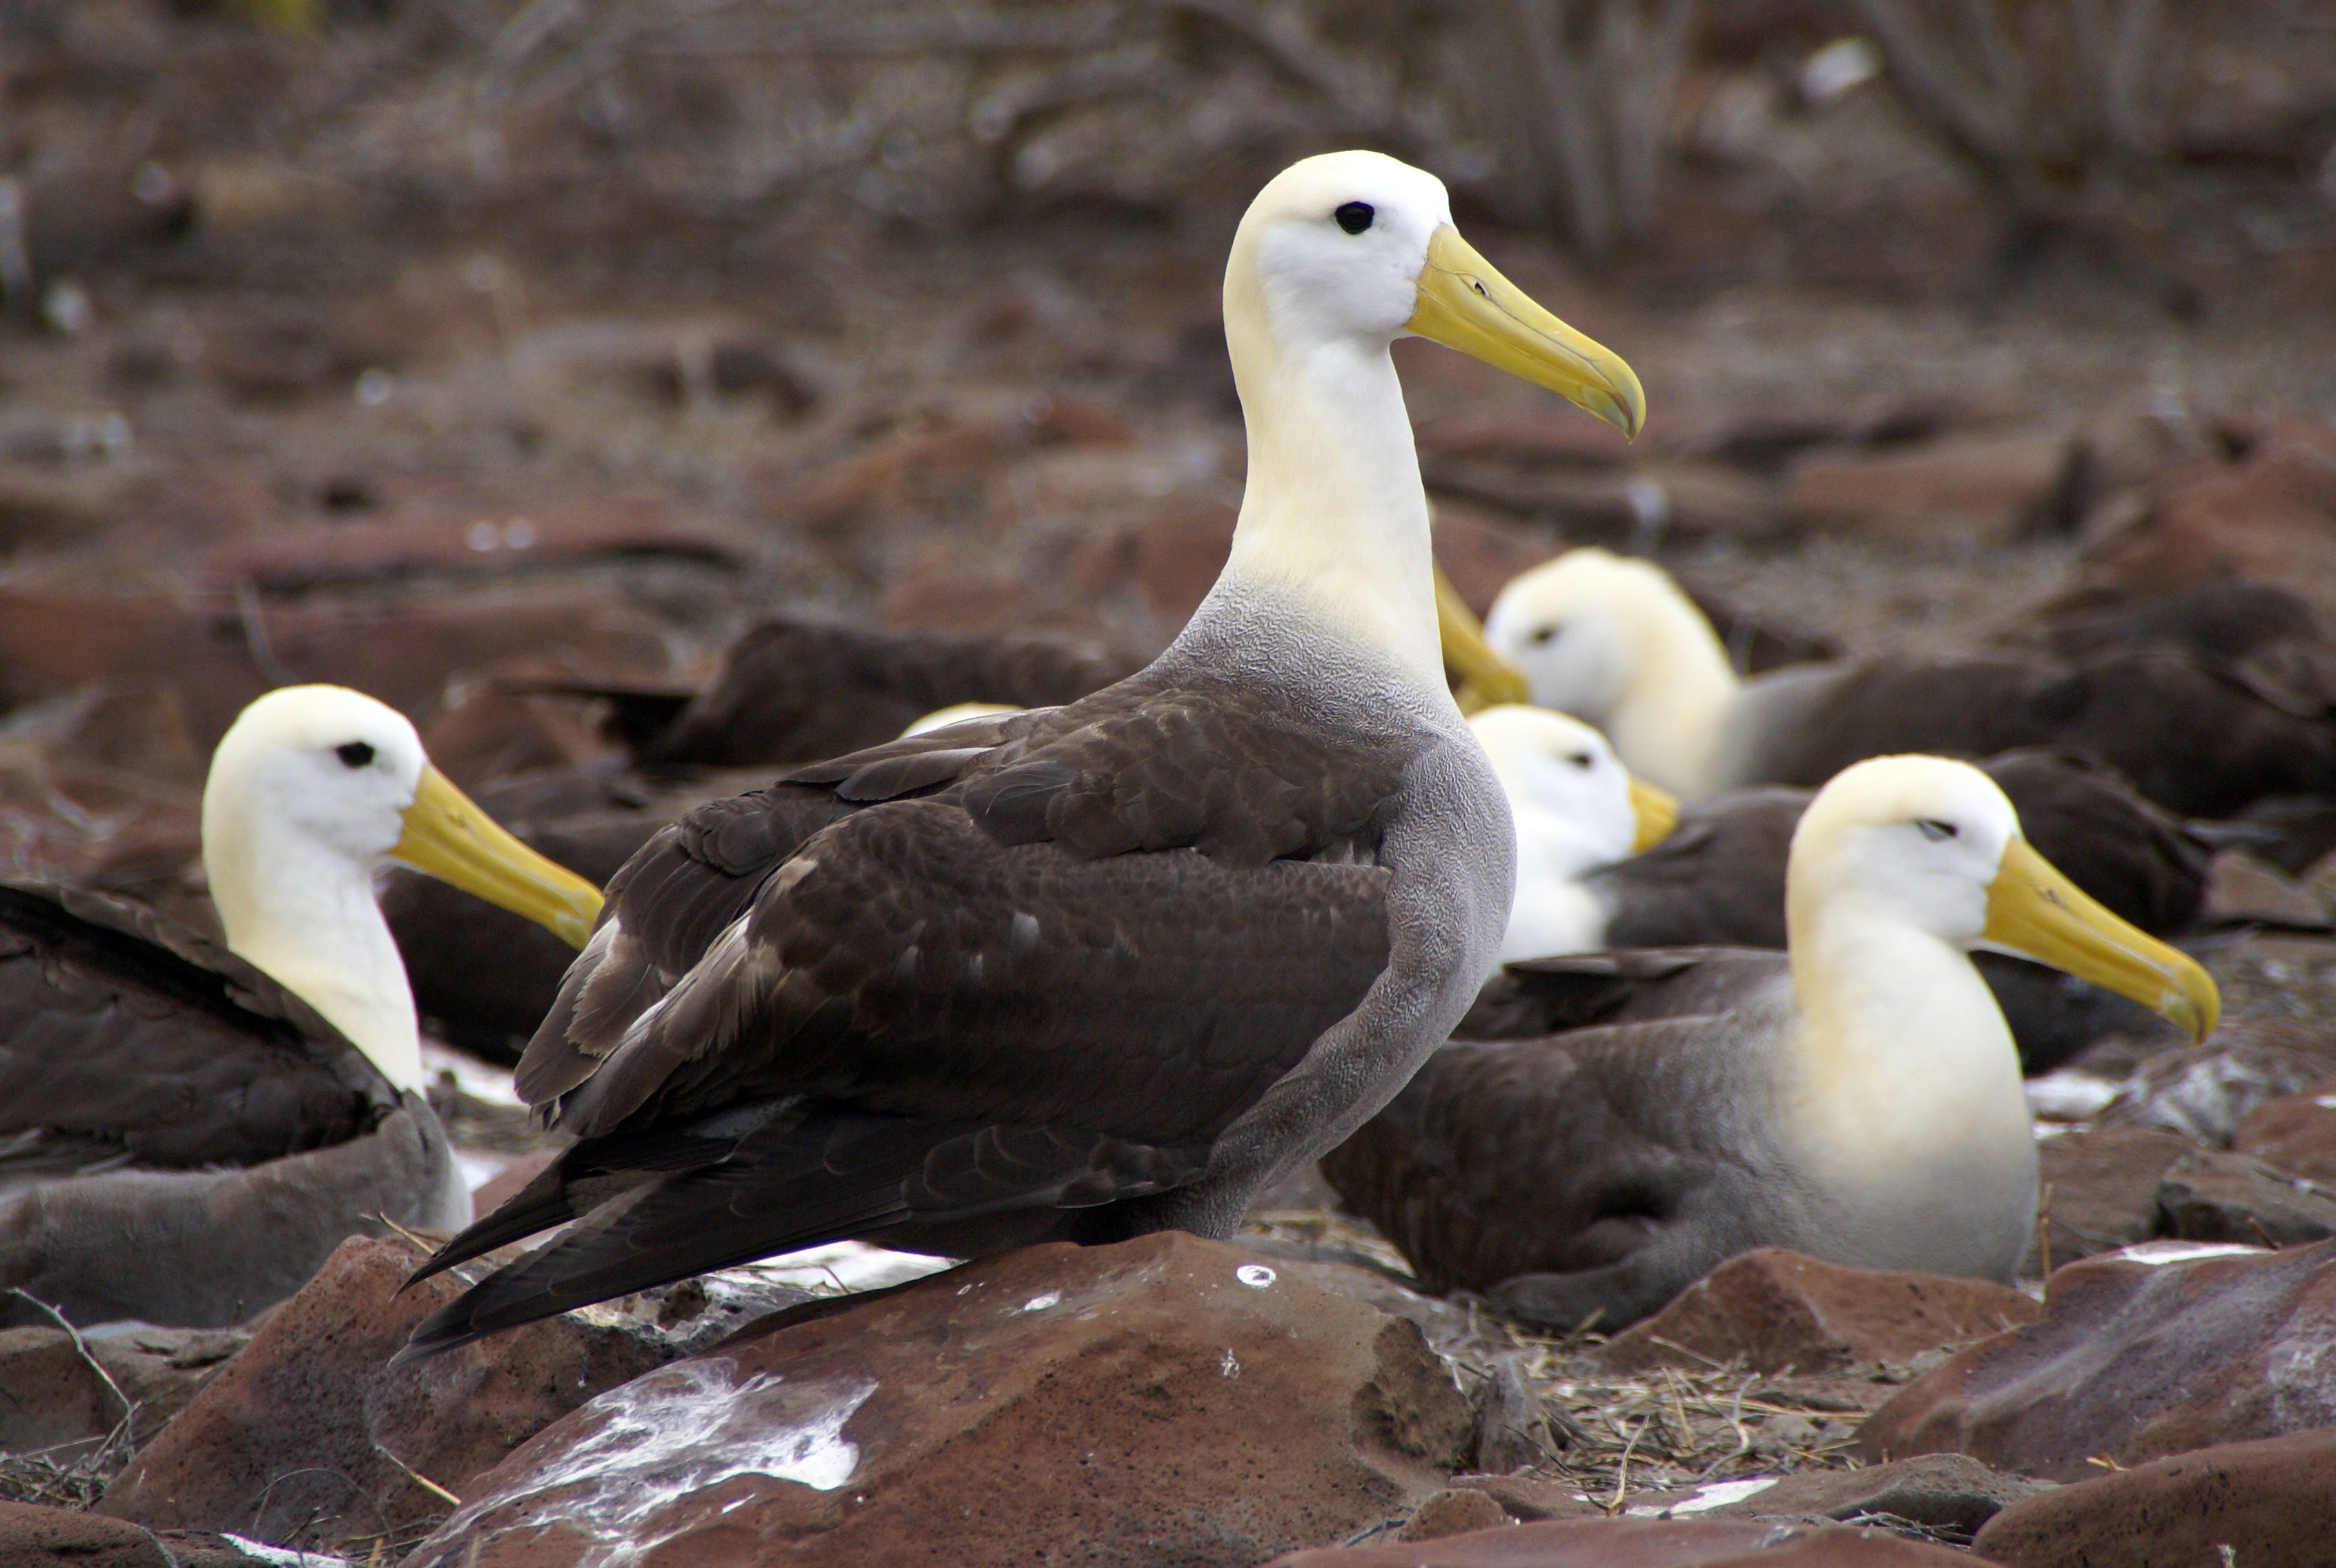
[1021,1291,1062,1313]
[2114,1240,2266,1267]
[1235,1264,1276,1289]
[420,1360,877,1568]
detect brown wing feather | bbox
[412,675,1414,1351]
[0,879,376,1172]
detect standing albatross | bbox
[399,150,1644,1354]
[0,686,602,1327]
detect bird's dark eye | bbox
[335,741,376,769]
[1334,202,1374,235]
[1915,819,1957,842]
[1567,752,1593,770]
[1530,625,1559,646]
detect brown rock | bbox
[1597,1249,2039,1376]
[1780,431,2077,547]
[2200,849,2331,928]
[406,1233,1476,1568]
[2157,1148,2336,1246]
[98,1235,734,1551]
[1624,1454,2045,1541]
[1402,1488,1517,1541]
[1971,1429,2336,1567]
[1444,1473,1602,1522]
[1857,1238,2336,1479]
[2030,1126,2195,1270]
[0,584,675,748]
[2230,1081,2336,1184]
[0,1501,272,1568]
[0,1326,115,1457]
[2096,1024,2336,1146]
[1265,1515,1974,1565]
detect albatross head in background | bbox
[1483,548,1738,797]
[1778,754,2217,1277]
[1468,704,1676,961]
[202,685,605,1095]
[1201,151,1642,703]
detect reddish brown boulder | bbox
[0,1324,248,1458]
[2096,1025,2336,1146]
[1265,1516,1974,1565]
[0,1501,271,1568]
[2029,1126,2194,1271]
[1597,1249,2038,1375]
[405,1233,1475,1568]
[2157,1148,2336,1246]
[2231,1081,2336,1184]
[1857,1239,2336,1479]
[98,1235,719,1551]
[1970,1429,2336,1567]
[1619,1454,2042,1541]
[1778,431,2076,547]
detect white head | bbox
[1786,754,2215,1036]
[1469,705,1676,961]
[1470,706,1668,868]
[1481,549,1738,795]
[1200,153,1642,689]
[202,685,602,1092]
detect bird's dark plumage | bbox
[0,879,454,1327]
[400,653,1475,1357]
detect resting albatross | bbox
[1320,754,2219,1332]
[0,685,601,1327]
[398,150,1644,1354]
[1484,548,2336,815]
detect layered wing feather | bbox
[405,675,1413,1353]
[0,879,378,1177]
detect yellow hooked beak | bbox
[1630,776,1679,851]
[1983,836,2218,1042]
[1406,226,1645,438]
[391,765,604,949]
[1436,565,1530,715]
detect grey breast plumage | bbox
[0,879,463,1328]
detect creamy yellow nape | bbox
[1482,548,1739,797]
[1198,151,1640,697]
[1769,754,2215,1278]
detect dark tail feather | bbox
[393,1166,918,1361]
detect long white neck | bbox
[1782,887,2034,1260]
[1610,602,1738,800]
[204,812,423,1095]
[1193,282,1449,699]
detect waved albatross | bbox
[1485,547,2336,816]
[1474,720,2205,1069]
[398,150,1645,1355]
[1321,754,2219,1332]
[0,685,602,1327]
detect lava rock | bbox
[1858,1238,2336,1479]
[1265,1514,1975,1565]
[2096,1026,2336,1146]
[2156,1148,2336,1246]
[2027,1126,2195,1271]
[98,1235,781,1550]
[1970,1429,2336,1567]
[407,1233,1476,1568]
[1401,1488,1516,1541]
[0,1501,275,1568]
[2230,1081,2336,1184]
[1779,430,2078,547]
[0,1326,117,1457]
[1624,1455,2045,1542]
[1597,1249,2039,1375]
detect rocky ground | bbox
[8,1,2336,1564]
